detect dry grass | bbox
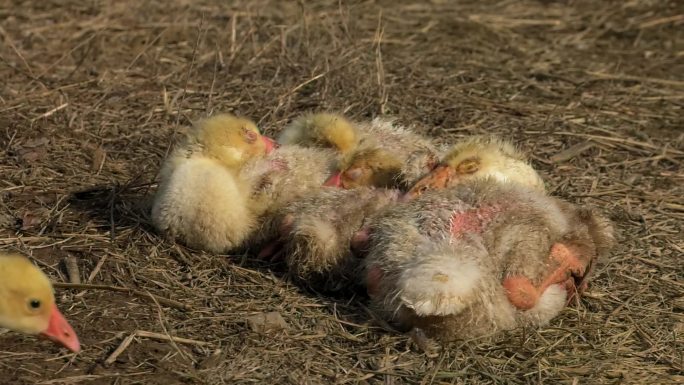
[0,0,682,384]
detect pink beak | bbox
[323,171,342,187]
[40,303,81,353]
[261,136,277,154]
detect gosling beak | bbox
[326,167,363,189]
[40,303,81,353]
[404,164,456,200]
[323,171,342,187]
[261,136,277,154]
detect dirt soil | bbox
[1,0,682,384]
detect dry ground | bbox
[1,0,683,384]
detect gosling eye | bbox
[28,299,41,310]
[409,184,428,197]
[412,185,429,196]
[457,158,480,174]
[345,168,363,181]
[242,127,258,144]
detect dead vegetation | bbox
[0,0,682,384]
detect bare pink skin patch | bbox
[449,204,503,237]
[504,243,588,310]
[446,205,593,310]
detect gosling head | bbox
[404,136,544,199]
[0,254,81,353]
[192,113,276,169]
[324,148,404,189]
[279,112,360,155]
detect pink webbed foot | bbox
[549,243,586,278]
[504,242,592,310]
[503,276,540,310]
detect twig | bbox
[52,282,192,311]
[135,330,209,346]
[35,32,99,80]
[639,14,684,29]
[38,372,151,384]
[164,15,204,160]
[147,290,193,363]
[206,44,220,115]
[468,14,562,27]
[662,202,684,212]
[86,254,108,283]
[174,14,204,126]
[31,103,68,122]
[374,10,387,114]
[0,26,44,88]
[108,185,116,242]
[526,130,684,155]
[127,28,167,70]
[549,141,594,163]
[573,188,632,197]
[283,72,327,99]
[103,332,137,366]
[64,256,81,284]
[104,330,209,366]
[585,71,684,88]
[229,14,237,58]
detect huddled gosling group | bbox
[0,110,614,352]
[150,111,615,341]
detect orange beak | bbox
[323,171,342,187]
[40,303,80,353]
[403,164,456,200]
[261,136,277,154]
